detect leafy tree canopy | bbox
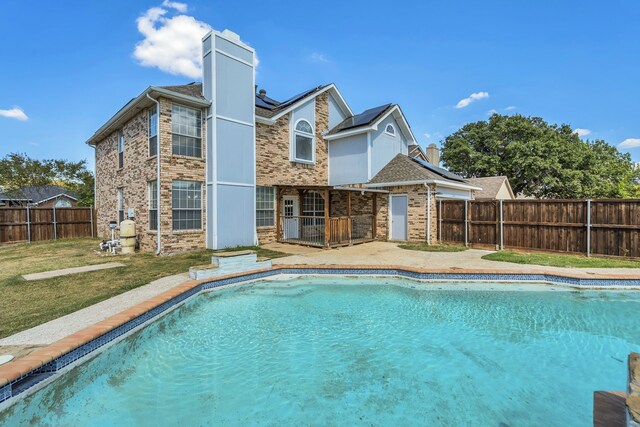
[441,114,640,198]
[0,152,94,206]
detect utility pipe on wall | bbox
[146,94,162,255]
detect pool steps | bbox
[188,251,272,280]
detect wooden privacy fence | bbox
[0,207,96,245]
[438,199,640,258]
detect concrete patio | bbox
[264,241,640,276]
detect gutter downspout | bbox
[426,184,431,244]
[147,94,162,255]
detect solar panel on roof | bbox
[332,104,392,133]
[412,158,466,182]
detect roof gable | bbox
[325,104,417,144]
[467,176,515,199]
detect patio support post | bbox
[347,191,352,244]
[298,189,304,239]
[323,189,330,248]
[586,199,591,257]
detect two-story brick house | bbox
[87,29,480,254]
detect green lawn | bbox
[482,250,640,268]
[0,239,287,339]
[398,242,468,252]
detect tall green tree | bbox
[0,152,94,205]
[441,114,640,198]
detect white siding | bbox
[328,134,368,185]
[370,115,408,178]
[328,93,347,129]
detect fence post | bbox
[26,206,31,243]
[90,206,94,238]
[464,200,468,247]
[438,199,442,242]
[499,199,504,250]
[586,199,591,257]
[53,207,57,240]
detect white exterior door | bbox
[283,196,299,239]
[390,195,408,241]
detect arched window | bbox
[385,124,396,136]
[292,119,314,163]
[55,199,72,208]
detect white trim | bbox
[367,132,372,180]
[217,181,254,188]
[325,104,417,144]
[389,194,409,241]
[290,117,316,164]
[214,48,253,67]
[261,84,353,125]
[365,179,482,191]
[435,193,473,200]
[33,193,79,205]
[325,127,372,141]
[384,123,396,136]
[216,114,253,127]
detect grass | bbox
[0,239,287,339]
[482,250,640,268]
[397,242,468,252]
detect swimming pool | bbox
[1,276,639,426]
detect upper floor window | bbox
[149,106,158,157]
[172,104,202,158]
[172,180,202,230]
[385,124,396,136]
[118,130,125,168]
[292,119,314,163]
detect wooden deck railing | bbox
[278,214,374,247]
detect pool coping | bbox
[1,264,640,407]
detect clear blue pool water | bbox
[2,277,640,426]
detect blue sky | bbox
[1,0,640,170]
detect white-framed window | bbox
[172,104,202,158]
[117,188,124,223]
[256,186,275,227]
[385,124,396,136]
[149,106,158,157]
[172,180,202,230]
[148,180,158,231]
[292,119,314,163]
[54,199,71,208]
[303,191,324,217]
[118,130,125,168]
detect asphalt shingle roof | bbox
[0,185,77,203]
[467,176,513,199]
[369,154,466,185]
[159,83,206,100]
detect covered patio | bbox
[274,185,387,248]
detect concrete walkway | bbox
[0,273,189,347]
[265,241,640,276]
[22,262,125,281]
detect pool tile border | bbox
[1,264,640,406]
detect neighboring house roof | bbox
[0,185,78,204]
[86,82,210,146]
[408,144,428,162]
[366,154,481,190]
[325,104,417,144]
[467,176,515,199]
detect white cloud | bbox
[308,52,329,63]
[0,107,28,121]
[455,91,489,109]
[486,109,498,116]
[618,138,640,149]
[133,3,212,79]
[504,106,517,111]
[161,0,187,12]
[27,141,39,147]
[574,128,591,137]
[423,132,431,139]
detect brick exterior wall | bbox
[255,92,331,244]
[94,96,206,254]
[382,184,437,242]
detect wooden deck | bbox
[593,391,627,427]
